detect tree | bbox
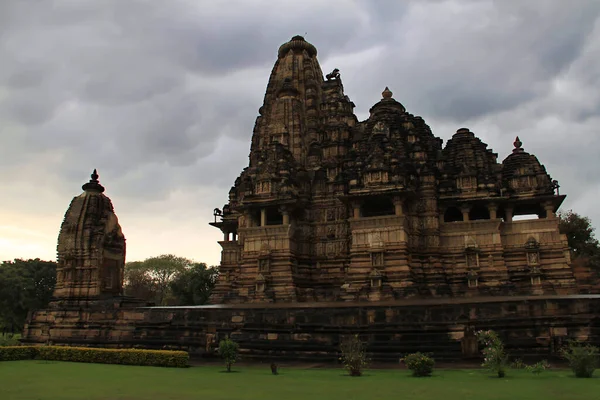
[169,263,219,306]
[143,254,191,305]
[559,210,600,268]
[123,262,157,304]
[123,254,197,306]
[218,337,239,372]
[0,259,57,333]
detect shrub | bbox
[0,334,21,347]
[561,340,599,378]
[525,360,550,375]
[510,358,527,369]
[218,337,239,372]
[476,330,509,378]
[339,334,369,377]
[0,346,188,367]
[402,352,435,377]
[0,346,38,361]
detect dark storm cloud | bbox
[342,0,600,122]
[1,0,599,241]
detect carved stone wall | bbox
[22,295,600,362]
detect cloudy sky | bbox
[1,0,599,266]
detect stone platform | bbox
[22,294,600,362]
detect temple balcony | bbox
[349,215,407,251]
[240,224,296,254]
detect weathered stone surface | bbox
[210,36,578,304]
[22,295,600,361]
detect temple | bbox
[22,36,599,362]
[51,170,126,305]
[210,35,574,304]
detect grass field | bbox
[0,361,597,400]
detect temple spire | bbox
[512,136,524,154]
[382,87,393,99]
[82,169,105,193]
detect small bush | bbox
[0,334,21,347]
[477,330,509,378]
[525,360,550,375]
[218,337,239,372]
[511,358,527,369]
[0,346,188,367]
[0,346,38,361]
[561,340,599,378]
[339,334,369,377]
[402,352,435,377]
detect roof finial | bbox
[82,168,105,193]
[382,87,393,99]
[513,136,524,153]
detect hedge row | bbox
[0,346,37,361]
[0,346,189,368]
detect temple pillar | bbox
[260,209,267,227]
[461,206,471,222]
[505,207,513,222]
[352,201,361,219]
[280,206,290,225]
[488,204,498,220]
[223,231,229,241]
[393,197,404,216]
[544,202,556,219]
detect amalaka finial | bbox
[513,136,524,153]
[382,87,393,99]
[82,168,105,193]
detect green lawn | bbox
[0,361,597,400]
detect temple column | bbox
[223,231,229,241]
[352,201,361,219]
[461,206,471,222]
[280,207,290,225]
[488,204,498,220]
[260,208,267,227]
[393,197,404,216]
[544,202,556,219]
[505,207,513,222]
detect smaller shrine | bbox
[51,170,135,307]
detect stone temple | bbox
[210,35,573,304]
[23,36,599,361]
[52,170,126,305]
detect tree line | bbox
[0,254,218,334]
[0,210,599,334]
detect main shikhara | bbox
[210,35,572,303]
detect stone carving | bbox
[326,68,340,80]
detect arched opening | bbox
[444,207,463,222]
[251,209,261,227]
[469,205,490,221]
[361,196,395,218]
[266,207,283,225]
